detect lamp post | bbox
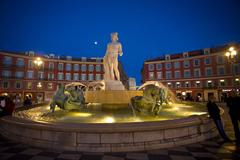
[34,57,44,104]
[34,57,43,67]
[225,46,238,92]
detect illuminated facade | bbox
[0,51,104,102]
[142,43,240,101]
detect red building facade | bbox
[0,51,104,103]
[142,43,240,101]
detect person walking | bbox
[226,91,240,145]
[207,95,231,142]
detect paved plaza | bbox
[1,105,240,160]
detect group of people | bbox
[0,95,15,117]
[207,91,240,145]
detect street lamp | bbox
[225,46,238,91]
[34,57,43,67]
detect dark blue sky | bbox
[0,0,240,84]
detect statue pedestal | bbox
[104,80,125,90]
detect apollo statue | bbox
[103,32,123,81]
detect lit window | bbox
[206,80,213,88]
[185,81,190,88]
[235,78,240,86]
[148,64,154,71]
[27,82,32,89]
[37,82,42,89]
[38,71,44,80]
[48,83,53,89]
[219,79,225,87]
[195,81,201,88]
[28,60,33,68]
[175,82,181,88]
[167,82,172,88]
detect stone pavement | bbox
[1,104,240,160]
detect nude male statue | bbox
[103,32,123,81]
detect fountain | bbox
[0,33,218,152]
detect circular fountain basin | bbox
[0,103,218,152]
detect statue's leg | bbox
[110,63,114,80]
[113,60,120,81]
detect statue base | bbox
[104,80,125,90]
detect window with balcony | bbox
[184,70,191,78]
[206,80,213,88]
[15,81,22,89]
[66,64,72,71]
[88,65,94,72]
[156,63,162,70]
[195,81,201,88]
[185,82,190,88]
[96,65,101,72]
[157,72,162,80]
[205,67,212,77]
[58,63,63,71]
[28,60,33,68]
[174,71,181,79]
[74,64,79,71]
[65,73,71,81]
[2,81,9,89]
[166,71,171,79]
[16,58,24,67]
[193,68,201,77]
[174,62,180,69]
[219,80,225,87]
[165,63,171,70]
[15,71,24,78]
[167,82,172,88]
[81,64,87,72]
[149,72,154,80]
[3,56,12,66]
[148,64,154,71]
[175,82,181,88]
[27,71,34,79]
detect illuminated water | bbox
[14,102,207,123]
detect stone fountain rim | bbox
[0,114,208,133]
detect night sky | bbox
[0,0,240,84]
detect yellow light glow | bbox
[236,78,239,82]
[182,92,186,96]
[103,117,115,123]
[71,112,92,117]
[220,79,225,82]
[232,50,237,56]
[225,52,230,57]
[207,80,212,83]
[196,81,200,83]
[169,102,173,105]
[229,47,234,51]
[167,82,171,85]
